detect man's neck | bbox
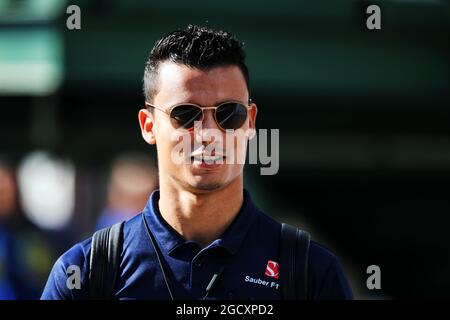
[158,177,244,248]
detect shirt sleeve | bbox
[308,242,354,300]
[315,256,354,300]
[40,240,91,300]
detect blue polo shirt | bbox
[41,190,353,300]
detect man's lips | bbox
[190,149,225,157]
[191,154,225,162]
[189,152,226,167]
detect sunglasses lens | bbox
[170,105,202,129]
[216,103,248,130]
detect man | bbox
[41,25,353,300]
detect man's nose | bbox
[195,109,222,145]
[201,109,218,130]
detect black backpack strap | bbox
[279,223,311,300]
[89,221,124,299]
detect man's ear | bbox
[138,109,157,145]
[247,102,258,140]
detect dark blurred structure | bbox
[1,0,449,299]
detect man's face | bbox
[139,62,257,193]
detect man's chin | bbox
[189,181,224,191]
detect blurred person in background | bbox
[95,152,158,230]
[0,159,56,299]
[0,161,21,230]
[0,160,19,299]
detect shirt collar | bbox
[142,189,259,256]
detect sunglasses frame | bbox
[145,99,253,131]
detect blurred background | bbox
[0,0,449,299]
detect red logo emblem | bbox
[265,260,279,279]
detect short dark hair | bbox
[142,25,250,103]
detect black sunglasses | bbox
[145,100,252,131]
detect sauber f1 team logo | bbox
[244,260,280,290]
[264,260,279,279]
